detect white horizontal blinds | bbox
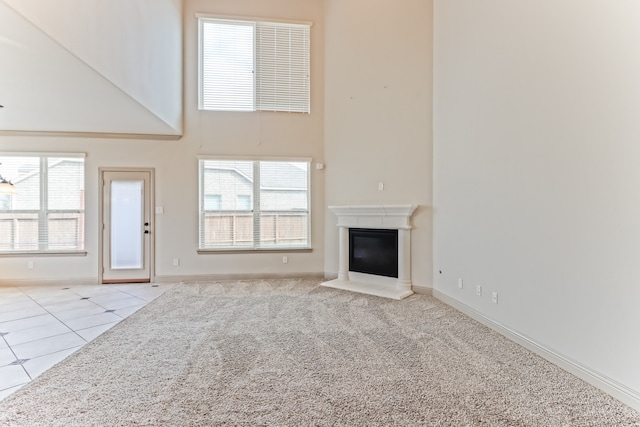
[46,157,85,250]
[198,159,310,250]
[258,161,309,248]
[200,19,255,111]
[0,155,85,253]
[255,22,310,113]
[198,16,311,113]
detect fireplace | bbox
[322,205,417,300]
[349,228,398,278]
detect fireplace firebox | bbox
[349,228,398,278]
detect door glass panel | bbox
[111,180,143,269]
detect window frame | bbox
[197,14,312,114]
[0,152,86,256]
[198,156,312,252]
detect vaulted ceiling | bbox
[0,0,182,138]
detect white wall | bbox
[0,0,325,283]
[434,0,640,405]
[0,0,182,135]
[323,0,433,290]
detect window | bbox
[0,154,85,254]
[199,158,310,250]
[204,194,222,211]
[198,16,311,113]
[236,195,251,210]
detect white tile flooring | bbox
[0,282,174,401]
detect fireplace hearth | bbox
[322,205,417,300]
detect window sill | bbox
[0,251,88,258]
[197,248,312,255]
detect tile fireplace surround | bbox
[322,205,418,300]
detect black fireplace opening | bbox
[349,228,398,278]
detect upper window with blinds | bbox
[0,154,85,254]
[198,16,311,113]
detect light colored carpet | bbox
[0,278,638,426]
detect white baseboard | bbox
[155,272,325,283]
[433,289,640,412]
[0,277,98,287]
[412,284,433,296]
[0,273,326,287]
[324,272,338,281]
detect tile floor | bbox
[0,282,175,401]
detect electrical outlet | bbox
[492,292,498,304]
[282,256,288,264]
[173,258,180,267]
[27,261,34,269]
[458,278,463,289]
[476,285,482,296]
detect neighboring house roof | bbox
[12,159,82,185]
[206,162,307,190]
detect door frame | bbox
[98,167,155,284]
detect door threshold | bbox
[102,279,151,284]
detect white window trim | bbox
[198,155,312,163]
[198,156,312,252]
[0,152,86,159]
[195,13,313,28]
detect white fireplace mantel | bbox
[328,205,417,230]
[322,205,418,300]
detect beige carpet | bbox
[0,278,638,426]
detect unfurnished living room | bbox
[0,0,639,425]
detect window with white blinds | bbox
[0,154,85,254]
[198,16,311,113]
[199,158,310,250]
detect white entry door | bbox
[101,170,153,283]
